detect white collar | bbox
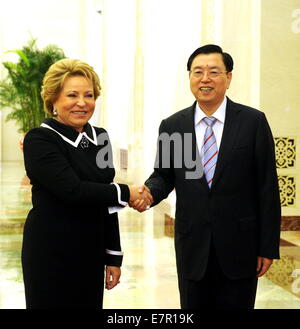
[194,96,227,126]
[41,123,98,147]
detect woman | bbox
[21,58,152,309]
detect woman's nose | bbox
[77,97,86,106]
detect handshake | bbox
[128,185,153,213]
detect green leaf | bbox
[5,50,30,67]
[0,37,66,132]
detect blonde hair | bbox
[41,58,101,115]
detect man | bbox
[133,44,281,309]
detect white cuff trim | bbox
[108,206,125,214]
[111,182,128,207]
[106,249,124,256]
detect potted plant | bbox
[0,38,65,147]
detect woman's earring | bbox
[53,108,58,116]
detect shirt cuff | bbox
[111,183,128,207]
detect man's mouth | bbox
[200,87,213,91]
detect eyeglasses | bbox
[190,69,228,79]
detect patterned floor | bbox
[0,161,299,309]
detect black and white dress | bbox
[22,118,129,309]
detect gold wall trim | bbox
[278,175,296,207]
[275,137,296,169]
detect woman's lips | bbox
[71,111,88,115]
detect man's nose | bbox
[200,71,211,81]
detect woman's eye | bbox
[67,94,76,97]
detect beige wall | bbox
[101,0,202,191]
[261,0,300,216]
[201,0,261,108]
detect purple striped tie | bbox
[202,117,218,188]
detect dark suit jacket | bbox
[145,97,281,281]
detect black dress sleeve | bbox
[104,213,123,266]
[23,127,130,206]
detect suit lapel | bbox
[211,98,241,189]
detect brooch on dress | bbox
[80,135,89,148]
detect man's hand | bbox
[129,185,153,212]
[105,266,121,290]
[256,256,273,277]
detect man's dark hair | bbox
[187,44,234,72]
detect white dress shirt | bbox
[194,97,227,167]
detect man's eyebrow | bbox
[191,65,221,70]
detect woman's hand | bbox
[129,185,153,212]
[105,266,121,290]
